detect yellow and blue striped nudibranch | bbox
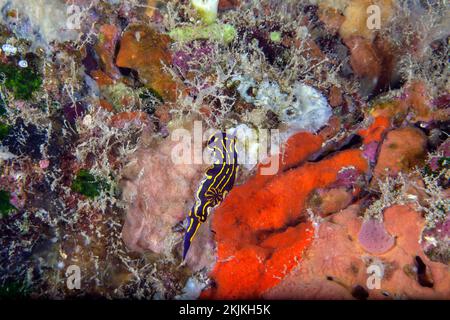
[182,131,239,260]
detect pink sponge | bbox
[358,218,395,254]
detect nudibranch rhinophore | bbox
[182,132,239,260]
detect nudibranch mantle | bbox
[183,131,239,260]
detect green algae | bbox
[71,169,109,199]
[269,31,282,43]
[0,122,10,140]
[169,23,236,44]
[0,190,16,218]
[0,281,30,298]
[0,97,6,116]
[0,96,10,139]
[0,63,42,100]
[191,0,219,25]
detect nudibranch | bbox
[183,131,239,260]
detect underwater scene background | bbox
[0,0,448,300]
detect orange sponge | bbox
[203,133,369,299]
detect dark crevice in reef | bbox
[351,285,369,300]
[280,133,364,174]
[238,27,287,66]
[308,134,363,163]
[256,214,310,247]
[47,111,79,168]
[415,256,434,288]
[82,44,99,76]
[1,118,47,161]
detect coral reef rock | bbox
[264,205,450,299]
[116,24,178,102]
[121,137,209,262]
[374,127,427,180]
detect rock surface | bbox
[121,136,208,261]
[264,205,450,299]
[374,127,427,180]
[116,24,178,101]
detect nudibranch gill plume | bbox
[182,132,239,260]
